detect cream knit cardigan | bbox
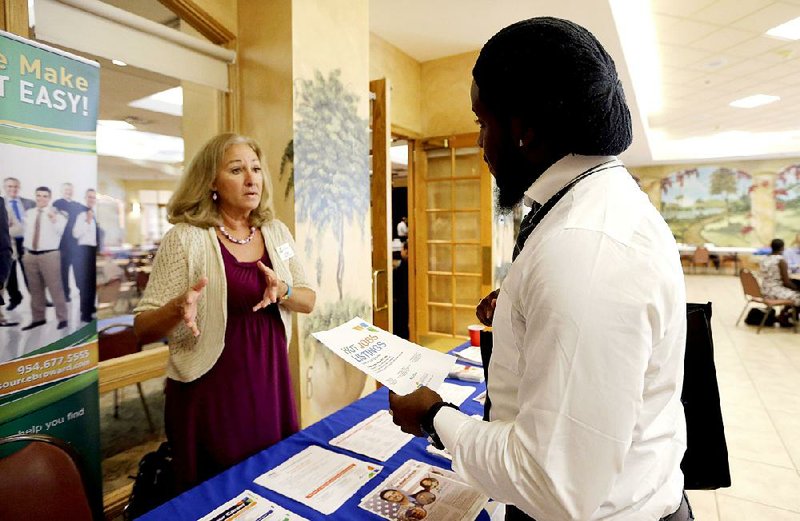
[134,220,313,382]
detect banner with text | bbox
[0,29,101,508]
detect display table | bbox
[677,244,758,275]
[141,343,491,520]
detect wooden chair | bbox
[98,324,156,431]
[690,246,711,273]
[735,269,797,333]
[96,278,122,317]
[0,434,101,521]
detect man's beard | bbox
[492,147,540,213]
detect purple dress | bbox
[165,242,299,491]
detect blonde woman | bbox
[134,133,315,490]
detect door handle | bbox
[373,269,388,312]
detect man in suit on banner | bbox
[3,176,35,311]
[0,196,19,327]
[53,182,87,303]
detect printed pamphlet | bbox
[359,459,487,520]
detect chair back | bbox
[0,434,98,521]
[98,324,140,362]
[693,247,710,264]
[136,270,150,294]
[739,269,763,299]
[97,278,122,306]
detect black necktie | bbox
[512,201,542,261]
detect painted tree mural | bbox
[294,69,370,300]
[709,168,737,225]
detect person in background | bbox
[73,189,98,324]
[3,177,35,311]
[22,187,68,330]
[53,182,86,303]
[783,233,800,274]
[393,239,410,339]
[0,197,19,327]
[397,216,408,241]
[760,239,800,325]
[134,133,316,491]
[389,18,691,521]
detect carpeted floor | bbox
[100,376,167,494]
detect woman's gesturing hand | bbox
[179,277,208,337]
[253,261,280,311]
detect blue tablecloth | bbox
[141,343,489,520]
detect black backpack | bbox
[124,442,177,520]
[743,307,777,327]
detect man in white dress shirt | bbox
[390,18,690,521]
[22,186,69,330]
[73,188,98,323]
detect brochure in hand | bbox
[359,459,488,521]
[312,317,455,395]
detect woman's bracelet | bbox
[279,283,292,303]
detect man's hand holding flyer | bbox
[312,317,456,395]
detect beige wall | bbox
[237,0,295,228]
[420,50,479,137]
[182,0,237,39]
[369,33,422,136]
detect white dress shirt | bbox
[397,220,408,237]
[23,206,67,251]
[436,155,687,520]
[73,211,97,247]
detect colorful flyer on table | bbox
[312,317,455,395]
[254,445,382,515]
[359,459,488,520]
[199,490,309,521]
[329,409,414,462]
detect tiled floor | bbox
[683,274,800,520]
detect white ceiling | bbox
[370,0,800,165]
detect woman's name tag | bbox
[277,242,295,261]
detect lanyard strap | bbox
[524,159,622,236]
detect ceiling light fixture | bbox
[729,94,780,109]
[608,0,663,115]
[128,87,183,117]
[766,16,800,41]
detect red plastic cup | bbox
[468,324,484,346]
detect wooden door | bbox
[370,79,392,330]
[413,134,492,341]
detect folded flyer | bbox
[312,317,455,395]
[198,490,308,521]
[359,459,488,520]
[254,446,382,515]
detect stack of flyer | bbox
[359,460,488,520]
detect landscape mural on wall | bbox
[293,69,372,419]
[774,164,800,241]
[661,167,753,246]
[661,164,800,246]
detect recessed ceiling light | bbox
[729,94,780,109]
[766,16,800,40]
[111,59,127,67]
[129,87,183,117]
[702,57,728,70]
[98,119,136,130]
